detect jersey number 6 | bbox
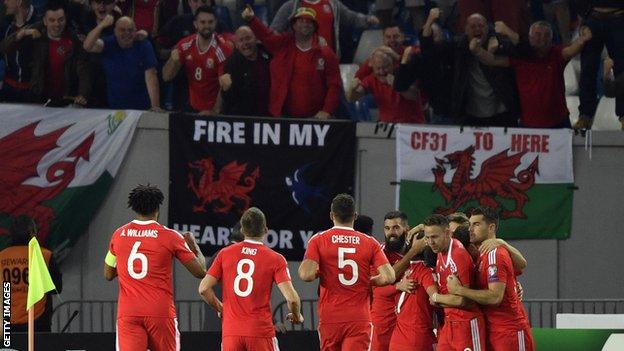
[338,247,358,286]
[128,241,148,280]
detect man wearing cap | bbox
[242,5,341,119]
[270,0,378,58]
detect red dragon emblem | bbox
[187,158,260,214]
[431,146,539,219]
[0,122,94,240]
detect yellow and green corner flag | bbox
[26,237,56,311]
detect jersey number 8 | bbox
[128,241,148,280]
[338,247,358,286]
[234,259,255,297]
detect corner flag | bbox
[26,237,56,311]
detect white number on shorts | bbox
[194,67,202,81]
[234,259,255,297]
[338,247,358,286]
[128,241,148,280]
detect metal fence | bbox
[51,300,207,333]
[523,299,624,328]
[52,299,624,333]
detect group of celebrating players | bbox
[104,184,533,351]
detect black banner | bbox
[169,114,356,260]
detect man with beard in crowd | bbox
[163,5,232,114]
[370,211,427,351]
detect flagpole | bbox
[28,307,34,351]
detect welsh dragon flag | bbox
[0,105,141,261]
[397,125,574,239]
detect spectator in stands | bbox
[117,0,172,35]
[156,0,214,58]
[244,6,341,119]
[83,15,162,111]
[574,1,624,131]
[347,48,425,123]
[71,0,125,107]
[471,21,593,128]
[162,6,232,114]
[0,0,38,102]
[458,0,529,35]
[542,0,571,44]
[395,9,454,124]
[221,26,271,116]
[603,57,624,129]
[376,0,425,31]
[420,10,520,127]
[355,24,409,80]
[8,3,92,106]
[270,0,379,58]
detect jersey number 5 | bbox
[128,241,148,280]
[338,247,358,286]
[234,259,255,297]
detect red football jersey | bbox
[108,220,196,318]
[476,246,530,332]
[436,238,482,321]
[371,245,403,327]
[393,261,437,346]
[207,240,291,338]
[176,33,232,111]
[304,226,389,324]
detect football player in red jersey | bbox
[424,214,486,351]
[447,207,534,351]
[200,207,303,351]
[299,194,395,351]
[104,184,206,351]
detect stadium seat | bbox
[564,57,580,96]
[353,30,383,64]
[339,64,359,89]
[592,97,620,131]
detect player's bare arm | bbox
[277,281,304,324]
[298,259,319,282]
[182,232,207,278]
[446,274,505,306]
[199,274,223,313]
[431,291,468,308]
[103,251,117,281]
[371,263,395,286]
[392,225,426,277]
[479,239,527,272]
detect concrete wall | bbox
[55,113,624,331]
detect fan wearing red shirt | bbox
[200,207,303,351]
[389,260,438,351]
[104,184,206,351]
[470,21,593,128]
[243,6,341,119]
[355,25,408,80]
[299,194,395,351]
[347,49,425,123]
[447,207,534,351]
[163,6,232,114]
[423,214,486,351]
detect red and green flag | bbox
[396,125,574,239]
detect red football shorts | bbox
[318,321,373,351]
[388,327,436,351]
[221,336,281,351]
[116,316,179,351]
[437,317,486,351]
[488,327,535,351]
[371,323,394,351]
